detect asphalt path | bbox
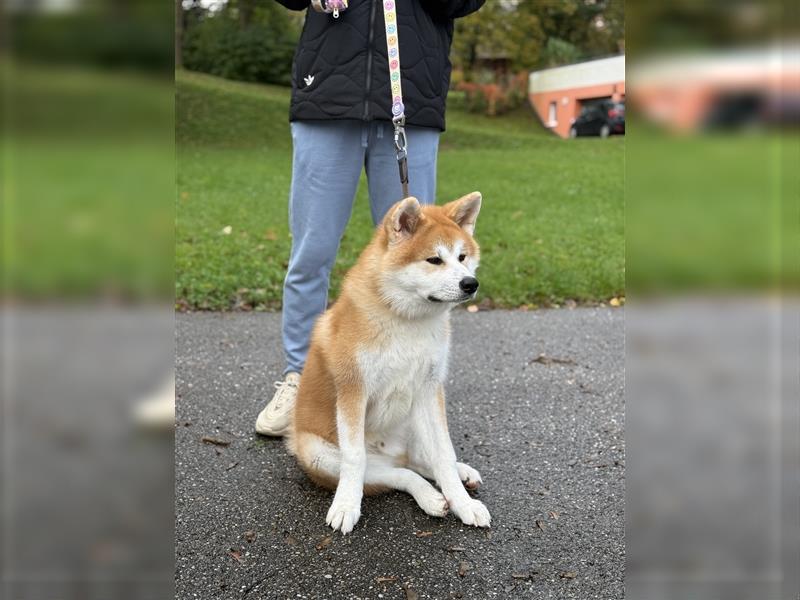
[176,308,624,599]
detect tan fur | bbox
[436,387,449,434]
[286,194,481,496]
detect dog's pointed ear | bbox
[444,191,482,236]
[386,197,422,242]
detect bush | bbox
[455,72,529,117]
[182,13,297,86]
[11,12,172,74]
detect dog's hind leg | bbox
[293,433,448,518]
[364,458,449,517]
[455,462,483,490]
[408,459,483,491]
[292,432,341,491]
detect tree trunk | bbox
[175,0,183,69]
[239,0,255,28]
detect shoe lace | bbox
[271,378,299,408]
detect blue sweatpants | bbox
[282,120,441,375]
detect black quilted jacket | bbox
[275,0,484,130]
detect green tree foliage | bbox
[453,0,624,76]
[11,3,173,74]
[179,0,624,86]
[181,0,300,85]
[541,37,581,67]
[624,0,773,55]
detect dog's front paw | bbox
[457,462,483,490]
[326,499,362,534]
[450,498,491,528]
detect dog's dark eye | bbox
[458,254,466,262]
[426,257,443,265]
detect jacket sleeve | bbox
[420,0,485,20]
[274,0,310,10]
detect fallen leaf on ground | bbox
[548,511,560,520]
[221,226,232,235]
[402,583,419,600]
[466,305,479,313]
[529,353,577,366]
[609,297,621,307]
[263,229,278,241]
[458,561,471,577]
[415,530,433,537]
[228,548,243,563]
[201,436,230,447]
[535,519,546,531]
[315,536,332,551]
[375,576,398,583]
[284,533,298,546]
[559,571,577,579]
[243,530,257,543]
[225,461,239,471]
[447,546,466,552]
[511,572,531,580]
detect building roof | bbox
[529,55,625,94]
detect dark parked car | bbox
[569,100,625,138]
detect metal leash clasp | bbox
[393,115,409,198]
[393,116,407,160]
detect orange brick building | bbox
[628,48,797,132]
[528,55,625,138]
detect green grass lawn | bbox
[176,70,625,310]
[626,126,798,294]
[4,64,174,301]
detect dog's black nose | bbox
[459,277,479,294]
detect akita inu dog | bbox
[287,192,490,534]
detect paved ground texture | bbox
[176,309,624,599]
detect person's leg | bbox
[365,122,440,225]
[282,121,365,374]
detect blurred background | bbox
[2,1,175,599]
[625,1,799,599]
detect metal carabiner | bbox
[393,119,409,197]
[393,120,407,159]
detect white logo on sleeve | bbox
[304,74,315,87]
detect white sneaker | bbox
[255,372,300,436]
[133,374,175,431]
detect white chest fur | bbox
[357,315,450,435]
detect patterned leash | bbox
[381,0,409,199]
[311,0,409,198]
